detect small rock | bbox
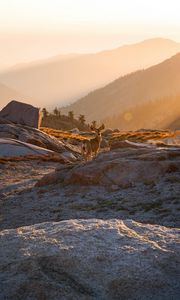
[102,128,113,136]
[69,128,79,134]
[111,184,119,191]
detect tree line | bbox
[42,107,97,128]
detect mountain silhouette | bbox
[1,38,180,109]
[0,82,30,110]
[62,52,180,122]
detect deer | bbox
[81,124,105,160]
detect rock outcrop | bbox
[37,145,180,188]
[0,219,179,300]
[0,123,79,157]
[0,127,179,300]
[0,117,13,125]
[0,100,41,128]
[0,138,55,157]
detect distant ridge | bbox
[0,82,30,110]
[62,52,180,122]
[0,38,180,109]
[167,117,180,130]
[103,95,180,130]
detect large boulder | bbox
[0,219,179,300]
[0,138,77,165]
[0,100,41,128]
[36,146,180,187]
[0,117,13,125]
[0,123,80,163]
[0,138,54,157]
[0,123,79,157]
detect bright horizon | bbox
[0,0,180,69]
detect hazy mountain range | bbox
[0,38,180,110]
[103,95,180,130]
[62,52,180,125]
[0,82,30,109]
[168,117,180,130]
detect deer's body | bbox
[82,124,104,160]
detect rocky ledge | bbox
[37,145,180,188]
[0,219,179,300]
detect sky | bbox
[0,0,180,69]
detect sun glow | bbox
[1,0,180,35]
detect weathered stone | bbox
[0,219,179,300]
[110,140,133,149]
[102,128,113,136]
[0,100,41,128]
[0,117,13,125]
[0,138,55,157]
[113,128,120,133]
[100,138,109,148]
[37,146,180,188]
[0,131,17,139]
[35,165,74,187]
[110,140,155,150]
[69,127,80,134]
[0,123,77,155]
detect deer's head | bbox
[90,124,105,136]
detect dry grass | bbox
[0,154,68,164]
[110,130,176,143]
[40,127,88,141]
[1,128,175,165]
[41,127,176,143]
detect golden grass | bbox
[40,127,87,141]
[41,127,177,145]
[110,130,176,143]
[0,154,67,164]
[41,127,176,142]
[0,128,178,165]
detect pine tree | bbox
[68,111,74,120]
[79,114,86,125]
[57,108,61,117]
[42,107,48,118]
[91,120,97,129]
[53,107,58,116]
